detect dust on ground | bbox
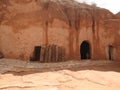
[0,58,120,90]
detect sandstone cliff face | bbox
[105,12,120,61]
[0,0,119,61]
[115,12,120,18]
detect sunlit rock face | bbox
[0,0,119,61]
[115,12,120,18]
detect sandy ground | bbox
[0,58,120,90]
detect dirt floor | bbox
[0,58,120,90]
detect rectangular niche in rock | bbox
[30,46,41,61]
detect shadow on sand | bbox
[2,60,120,76]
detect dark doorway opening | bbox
[108,45,113,60]
[80,41,91,60]
[30,46,41,61]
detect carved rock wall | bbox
[0,0,119,61]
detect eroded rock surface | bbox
[0,0,118,61]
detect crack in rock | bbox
[62,71,106,86]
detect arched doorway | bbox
[80,41,91,60]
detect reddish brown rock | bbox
[0,0,120,61]
[115,12,120,18]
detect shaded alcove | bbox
[80,41,91,60]
[108,45,113,60]
[30,46,41,61]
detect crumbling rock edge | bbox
[0,58,116,74]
